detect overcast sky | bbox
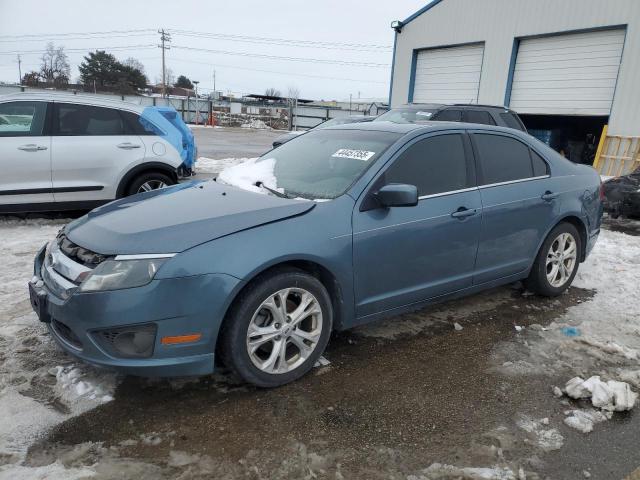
[0,0,428,101]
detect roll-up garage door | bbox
[509,29,625,115]
[411,44,484,104]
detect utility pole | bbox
[212,69,216,96]
[158,29,171,98]
[16,54,21,85]
[193,80,199,125]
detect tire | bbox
[524,222,582,297]
[125,172,174,197]
[220,269,333,387]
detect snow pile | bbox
[564,375,637,412]
[53,365,115,402]
[515,415,564,451]
[563,409,611,434]
[195,156,255,175]
[0,218,118,477]
[217,157,280,195]
[241,118,268,129]
[408,463,517,480]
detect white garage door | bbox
[509,29,625,115]
[411,44,484,104]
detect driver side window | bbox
[383,134,472,197]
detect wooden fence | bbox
[593,125,640,176]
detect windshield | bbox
[375,108,438,124]
[218,129,401,200]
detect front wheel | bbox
[220,269,333,387]
[525,222,582,296]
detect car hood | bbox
[65,181,315,255]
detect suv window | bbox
[500,112,525,131]
[0,101,47,137]
[465,110,496,126]
[384,134,470,196]
[55,103,125,136]
[120,110,157,136]
[433,109,463,122]
[474,134,536,185]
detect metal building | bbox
[389,0,640,174]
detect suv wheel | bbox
[525,222,581,296]
[126,172,174,196]
[220,269,333,387]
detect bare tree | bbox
[40,42,70,86]
[287,86,300,101]
[123,57,145,74]
[156,67,175,87]
[264,87,281,97]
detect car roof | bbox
[398,103,513,112]
[325,119,531,138]
[0,91,146,113]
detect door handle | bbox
[541,191,559,202]
[451,207,477,219]
[117,142,141,149]
[18,144,47,152]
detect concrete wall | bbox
[390,0,640,136]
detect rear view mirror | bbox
[375,183,418,208]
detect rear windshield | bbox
[375,108,439,124]
[263,129,401,199]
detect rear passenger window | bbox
[531,150,549,176]
[384,134,469,196]
[500,112,525,131]
[56,104,124,136]
[474,134,534,185]
[465,110,496,126]
[433,109,463,122]
[120,110,158,136]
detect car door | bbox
[470,131,553,284]
[51,102,145,203]
[352,132,482,318]
[0,100,53,206]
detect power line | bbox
[168,57,388,84]
[168,29,392,52]
[0,28,156,39]
[0,45,157,56]
[0,33,156,43]
[171,45,390,68]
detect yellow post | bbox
[593,124,608,172]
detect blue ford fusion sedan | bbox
[29,121,603,387]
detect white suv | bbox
[0,92,185,213]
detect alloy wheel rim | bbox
[246,288,322,375]
[546,232,577,288]
[138,180,167,193]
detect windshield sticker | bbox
[416,111,433,117]
[332,149,376,161]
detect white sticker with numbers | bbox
[332,149,376,161]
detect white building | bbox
[389,0,640,172]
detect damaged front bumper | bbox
[29,244,240,377]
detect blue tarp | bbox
[140,106,196,170]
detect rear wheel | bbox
[220,269,332,387]
[126,172,174,196]
[525,222,581,296]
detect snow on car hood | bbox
[65,180,314,255]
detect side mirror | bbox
[375,183,418,208]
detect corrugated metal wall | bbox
[390,0,640,136]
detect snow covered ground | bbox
[0,218,118,479]
[0,212,639,478]
[194,156,255,176]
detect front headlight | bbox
[79,258,169,292]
